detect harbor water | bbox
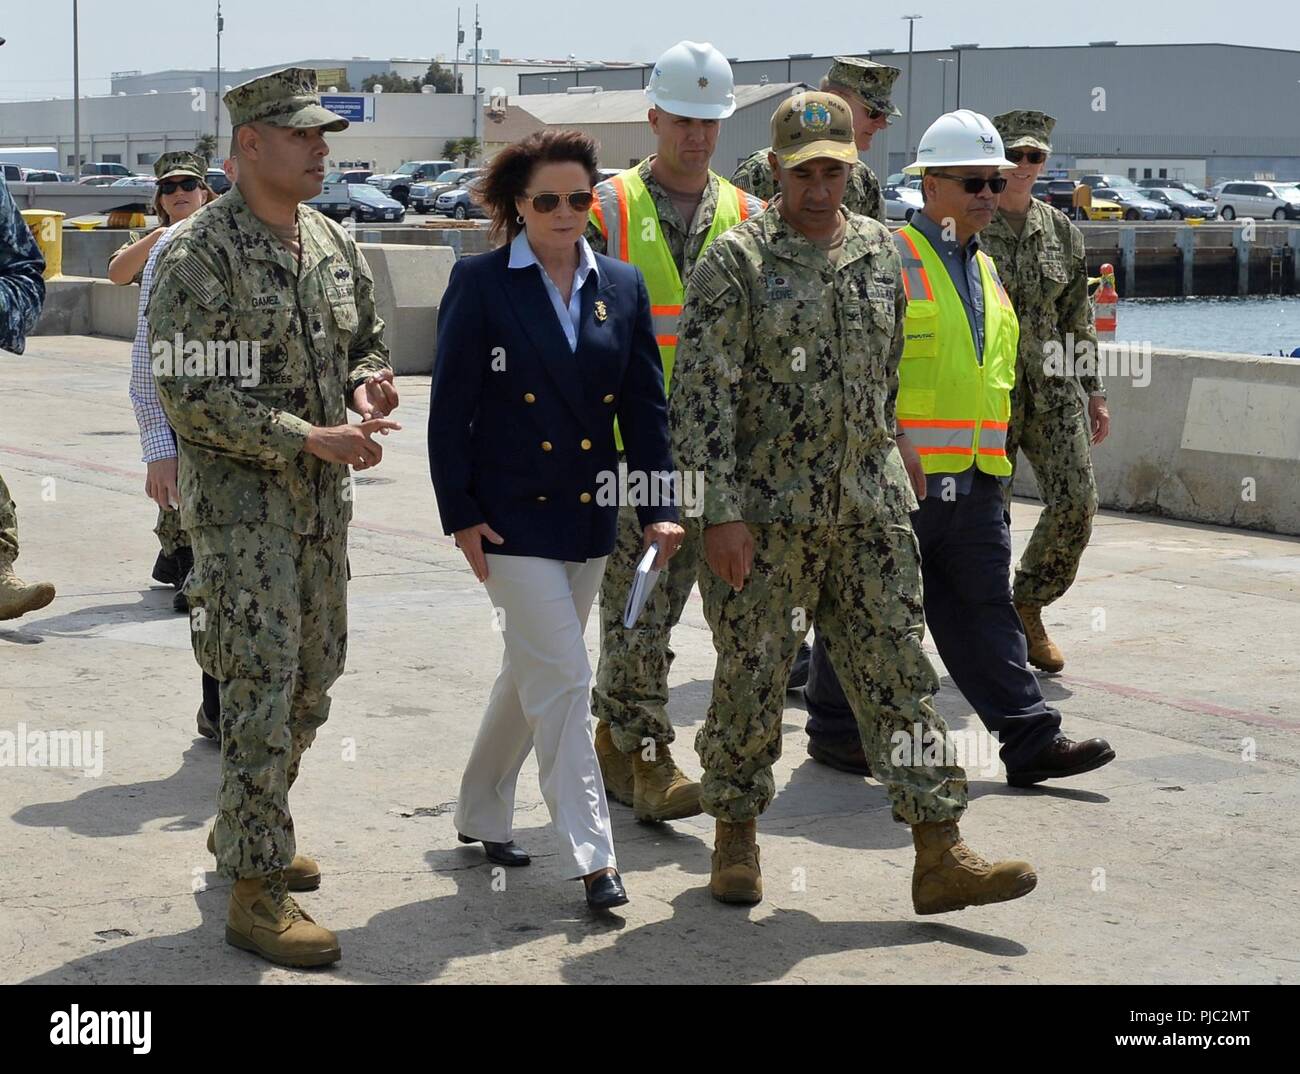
[1116,295,1300,357]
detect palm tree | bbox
[194,134,217,167]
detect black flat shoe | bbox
[584,871,629,910]
[457,833,530,866]
[1006,736,1116,787]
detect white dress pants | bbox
[454,553,616,879]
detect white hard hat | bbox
[645,41,736,120]
[904,109,1015,174]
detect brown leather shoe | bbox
[1016,603,1065,672]
[807,735,872,776]
[911,820,1037,915]
[710,819,762,905]
[1006,736,1115,787]
[225,872,340,968]
[208,826,321,891]
[632,743,702,822]
[594,721,634,806]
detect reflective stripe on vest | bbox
[590,163,749,449]
[893,224,1020,477]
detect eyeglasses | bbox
[928,172,1008,194]
[1005,149,1048,165]
[526,190,594,213]
[158,177,200,195]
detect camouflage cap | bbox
[223,66,349,132]
[826,56,903,118]
[153,151,206,181]
[770,92,859,168]
[992,109,1056,152]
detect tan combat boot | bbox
[209,827,321,892]
[911,820,1037,915]
[1016,603,1065,673]
[0,566,55,621]
[632,742,702,822]
[710,819,762,905]
[225,871,340,968]
[594,721,634,807]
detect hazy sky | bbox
[0,0,1293,102]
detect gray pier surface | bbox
[1,336,1297,985]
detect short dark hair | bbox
[476,129,600,242]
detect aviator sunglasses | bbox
[158,177,201,195]
[526,190,595,213]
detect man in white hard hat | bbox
[804,110,1116,790]
[586,41,765,825]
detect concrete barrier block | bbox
[32,276,93,336]
[90,279,141,340]
[359,242,456,375]
[1012,347,1300,536]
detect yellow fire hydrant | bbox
[19,209,66,279]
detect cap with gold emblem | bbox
[992,109,1056,153]
[827,56,903,119]
[770,92,859,169]
[223,66,349,132]
[153,150,207,181]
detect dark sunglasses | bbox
[1005,148,1048,165]
[929,172,1008,194]
[158,177,200,195]
[527,190,594,213]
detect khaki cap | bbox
[770,92,859,168]
[223,66,349,132]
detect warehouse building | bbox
[518,42,1300,185]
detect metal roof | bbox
[513,82,804,125]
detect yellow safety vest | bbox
[893,224,1019,476]
[591,163,752,449]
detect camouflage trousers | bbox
[154,505,189,557]
[696,518,968,825]
[1006,389,1099,607]
[0,469,18,566]
[185,522,348,880]
[591,502,704,754]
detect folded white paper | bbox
[622,543,661,629]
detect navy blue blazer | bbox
[429,242,678,563]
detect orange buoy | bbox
[1094,262,1118,341]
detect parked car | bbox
[76,175,118,186]
[1094,186,1172,220]
[409,167,482,212]
[1078,173,1138,192]
[19,169,62,182]
[0,163,22,182]
[1215,180,1300,221]
[341,183,405,223]
[1032,178,1078,214]
[1137,178,1211,201]
[82,162,134,177]
[204,168,231,195]
[367,160,457,206]
[111,175,157,190]
[882,184,922,222]
[434,177,488,220]
[1139,186,1218,220]
[324,169,372,185]
[1076,194,1124,221]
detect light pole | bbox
[472,5,481,146]
[902,14,922,163]
[937,57,953,111]
[72,0,81,178]
[215,2,224,151]
[454,9,462,94]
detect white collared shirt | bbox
[508,229,599,352]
